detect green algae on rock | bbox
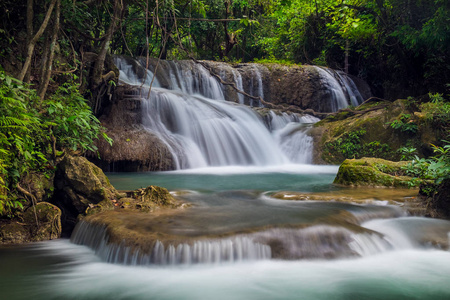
[333,157,415,188]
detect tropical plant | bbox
[0,69,111,217]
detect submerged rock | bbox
[333,157,414,187]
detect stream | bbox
[2,166,450,299]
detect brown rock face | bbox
[54,155,118,235]
[91,84,175,172]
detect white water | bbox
[315,66,364,111]
[116,56,321,169]
[3,239,449,300]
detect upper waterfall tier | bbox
[116,56,370,112]
[105,56,370,170]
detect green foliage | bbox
[403,141,450,189]
[325,129,391,160]
[0,70,111,217]
[388,114,418,134]
[420,93,450,128]
[45,83,112,153]
[398,146,418,161]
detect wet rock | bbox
[90,84,175,172]
[334,157,414,187]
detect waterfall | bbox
[247,66,265,107]
[231,68,245,104]
[71,221,271,265]
[113,57,368,169]
[71,220,398,265]
[269,112,319,164]
[115,56,312,169]
[315,67,364,111]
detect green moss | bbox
[314,99,439,164]
[334,158,415,188]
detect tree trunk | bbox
[222,0,237,57]
[91,0,123,90]
[18,0,57,82]
[345,39,349,74]
[38,0,61,101]
[25,0,34,83]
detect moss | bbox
[334,158,415,188]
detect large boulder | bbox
[333,157,414,188]
[53,155,119,234]
[310,99,441,164]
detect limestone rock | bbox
[89,84,175,172]
[311,99,442,164]
[54,155,118,234]
[333,157,414,187]
[0,222,29,244]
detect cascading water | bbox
[248,66,265,107]
[115,56,324,168]
[70,218,398,265]
[269,111,319,163]
[315,66,364,110]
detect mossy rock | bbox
[119,186,178,212]
[334,158,414,188]
[23,202,62,241]
[0,202,61,244]
[54,155,119,234]
[311,99,439,164]
[0,222,29,244]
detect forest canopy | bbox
[0,0,449,98]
